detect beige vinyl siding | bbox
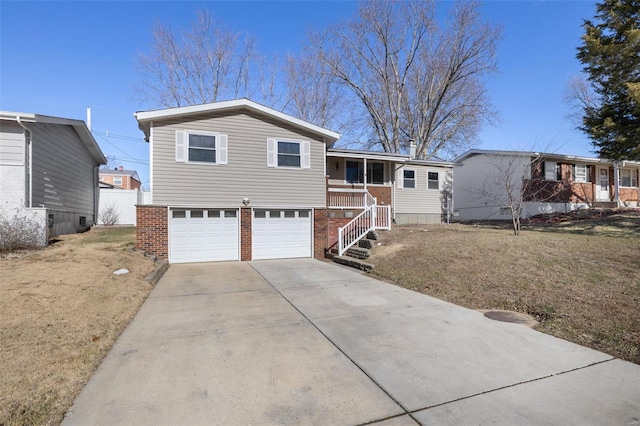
[0,121,25,165]
[30,122,98,215]
[395,164,450,214]
[152,111,327,207]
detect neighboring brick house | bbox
[134,98,455,264]
[99,166,141,190]
[0,110,106,240]
[453,149,640,221]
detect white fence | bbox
[98,189,149,226]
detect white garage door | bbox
[252,209,312,260]
[170,208,239,263]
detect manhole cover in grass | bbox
[482,310,537,327]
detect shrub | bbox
[0,208,46,253]
[99,203,120,226]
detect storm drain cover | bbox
[482,310,537,327]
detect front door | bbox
[597,168,610,200]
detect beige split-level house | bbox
[134,99,454,264]
[0,111,106,241]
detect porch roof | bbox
[327,148,409,162]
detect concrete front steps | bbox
[328,230,379,272]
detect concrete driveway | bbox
[64,259,640,425]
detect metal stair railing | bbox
[338,205,375,256]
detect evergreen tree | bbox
[577,0,640,160]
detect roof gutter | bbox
[15,116,33,208]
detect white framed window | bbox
[620,169,638,187]
[113,177,123,186]
[400,169,415,189]
[175,130,228,165]
[544,161,561,181]
[427,171,439,190]
[267,138,310,169]
[573,164,591,183]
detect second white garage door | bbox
[252,209,312,260]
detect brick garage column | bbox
[240,208,252,261]
[136,205,168,260]
[313,208,328,259]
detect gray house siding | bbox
[30,122,99,234]
[152,111,327,208]
[395,164,452,224]
[0,122,27,209]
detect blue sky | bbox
[1,1,597,188]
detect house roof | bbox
[328,148,457,167]
[453,149,640,167]
[0,110,107,164]
[134,98,341,144]
[99,169,141,182]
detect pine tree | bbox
[576,0,640,160]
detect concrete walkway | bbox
[64,259,640,425]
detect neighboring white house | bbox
[0,111,106,241]
[453,149,640,221]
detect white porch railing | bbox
[328,188,377,209]
[337,204,392,256]
[375,205,392,230]
[338,205,375,256]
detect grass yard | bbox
[0,227,156,426]
[368,213,640,364]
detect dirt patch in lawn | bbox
[0,227,156,425]
[369,214,640,364]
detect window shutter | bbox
[175,130,186,162]
[397,168,404,188]
[218,134,228,164]
[301,141,311,169]
[544,161,556,181]
[267,138,276,167]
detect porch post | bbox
[613,162,620,206]
[363,158,368,191]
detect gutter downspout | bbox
[16,116,33,208]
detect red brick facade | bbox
[313,208,329,259]
[240,208,252,261]
[136,205,168,259]
[100,173,142,190]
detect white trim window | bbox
[113,177,123,186]
[620,169,638,187]
[544,161,561,181]
[175,130,228,165]
[399,169,416,189]
[573,164,591,183]
[267,138,310,169]
[427,171,439,190]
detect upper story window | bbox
[267,138,310,169]
[620,169,638,187]
[544,161,562,181]
[175,130,228,165]
[278,141,300,167]
[188,134,216,163]
[573,164,592,183]
[403,169,416,189]
[113,177,123,186]
[346,161,384,184]
[427,172,439,190]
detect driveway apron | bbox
[64,259,640,425]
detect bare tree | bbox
[306,0,500,158]
[134,10,256,108]
[468,153,573,235]
[564,75,598,127]
[99,203,120,226]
